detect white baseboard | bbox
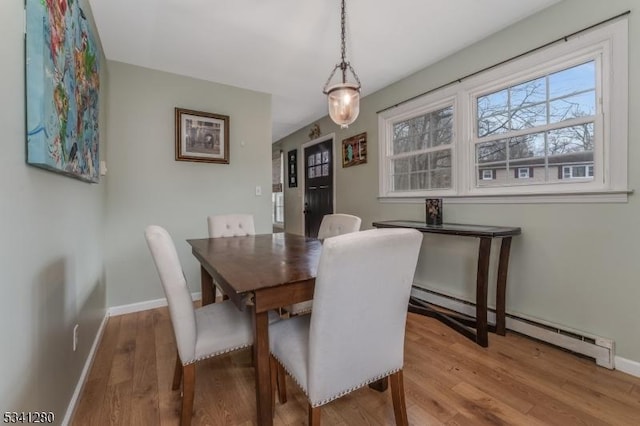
[61,313,109,426]
[410,287,635,374]
[62,291,203,424]
[108,292,202,317]
[614,356,640,378]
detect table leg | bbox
[252,308,273,426]
[495,237,512,336]
[200,266,215,306]
[476,237,491,347]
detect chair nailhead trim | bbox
[271,354,400,408]
[183,343,252,366]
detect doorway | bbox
[302,135,334,238]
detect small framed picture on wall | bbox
[342,132,367,167]
[288,149,298,187]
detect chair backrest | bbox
[207,214,256,238]
[307,228,422,406]
[317,213,362,240]
[144,225,197,363]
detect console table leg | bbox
[496,237,512,336]
[476,238,491,347]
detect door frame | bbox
[300,133,336,236]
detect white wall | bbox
[275,0,640,364]
[0,0,107,417]
[104,61,272,306]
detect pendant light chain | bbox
[340,0,347,82]
[322,0,361,93]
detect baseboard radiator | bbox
[411,287,615,369]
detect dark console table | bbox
[372,220,521,347]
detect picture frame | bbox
[287,149,298,188]
[342,132,367,167]
[175,108,229,164]
[425,198,443,226]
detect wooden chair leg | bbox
[309,404,321,426]
[389,370,408,426]
[269,356,277,416]
[180,364,196,426]
[172,351,183,391]
[276,361,287,404]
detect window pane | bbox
[410,172,428,190]
[508,133,545,161]
[393,106,453,154]
[549,91,596,123]
[430,169,451,189]
[477,167,507,187]
[549,61,595,99]
[391,149,452,191]
[510,104,547,131]
[393,173,409,191]
[477,61,597,140]
[477,89,508,137]
[510,77,546,107]
[547,123,594,155]
[477,141,507,164]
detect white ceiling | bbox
[89,0,561,142]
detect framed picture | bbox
[26,0,101,183]
[175,108,229,164]
[342,132,367,167]
[288,149,298,187]
[425,198,443,225]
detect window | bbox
[481,169,494,180]
[518,168,530,179]
[378,20,628,202]
[388,104,453,193]
[562,164,594,179]
[272,151,284,224]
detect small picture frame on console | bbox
[425,198,443,225]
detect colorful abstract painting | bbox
[26,0,101,183]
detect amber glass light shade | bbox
[326,83,360,128]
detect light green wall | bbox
[104,61,272,306]
[276,0,640,363]
[0,0,108,418]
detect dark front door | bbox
[304,139,333,238]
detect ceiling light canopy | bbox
[322,0,361,129]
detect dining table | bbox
[187,232,322,426]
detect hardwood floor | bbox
[72,307,640,425]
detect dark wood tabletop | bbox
[188,233,322,303]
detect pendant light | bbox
[323,0,361,128]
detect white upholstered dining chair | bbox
[207,213,256,238]
[287,213,362,315]
[205,214,256,303]
[269,228,423,425]
[316,213,362,240]
[145,225,254,426]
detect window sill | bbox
[378,190,632,204]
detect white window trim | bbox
[378,19,629,203]
[518,168,530,179]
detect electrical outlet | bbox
[255,185,262,196]
[73,324,79,352]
